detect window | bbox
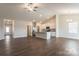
[68,22,78,34]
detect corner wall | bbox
[56,14,79,39]
[13,20,28,38]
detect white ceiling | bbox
[0,3,79,21]
[47,3,79,14]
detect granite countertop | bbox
[36,32,46,34]
[36,31,55,34]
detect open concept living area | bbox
[0,3,79,56]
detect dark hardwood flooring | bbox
[0,36,79,56]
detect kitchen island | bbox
[36,32,55,39]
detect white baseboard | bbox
[57,35,79,40]
[14,35,27,38]
[0,37,4,40]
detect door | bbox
[27,25,32,37]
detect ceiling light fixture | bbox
[24,3,42,18]
[24,3,38,12]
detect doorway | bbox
[4,19,14,40]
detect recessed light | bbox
[39,14,42,17]
[66,19,72,22]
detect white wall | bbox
[14,20,29,38]
[0,19,4,40]
[0,20,2,40]
[56,15,59,37]
[57,14,79,39]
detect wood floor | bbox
[0,37,79,56]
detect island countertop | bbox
[35,32,55,39]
